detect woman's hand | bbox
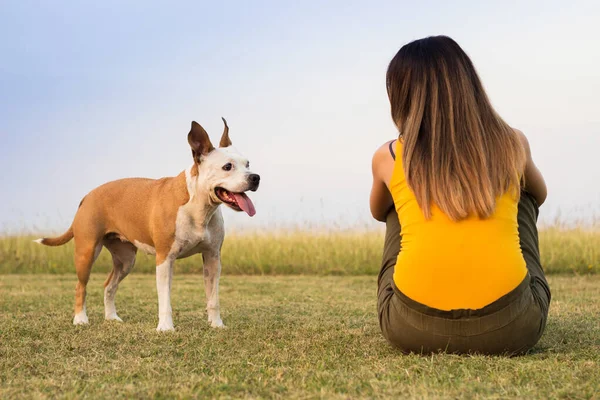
[370,141,395,222]
[515,129,547,205]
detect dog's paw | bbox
[105,314,123,323]
[73,312,89,326]
[156,321,175,332]
[210,318,226,328]
[207,309,225,328]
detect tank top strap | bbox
[389,140,396,160]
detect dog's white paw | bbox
[73,312,89,325]
[207,309,225,328]
[210,318,226,328]
[156,320,175,332]
[105,314,123,322]
[156,325,175,332]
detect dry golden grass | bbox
[0,225,598,275]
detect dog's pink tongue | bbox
[233,193,256,217]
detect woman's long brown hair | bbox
[386,36,525,221]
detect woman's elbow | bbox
[531,178,548,206]
[370,203,392,222]
[526,184,547,206]
[371,210,388,222]
[536,188,547,206]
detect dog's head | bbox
[187,118,259,216]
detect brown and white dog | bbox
[35,119,259,331]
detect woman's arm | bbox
[516,129,547,205]
[370,143,395,222]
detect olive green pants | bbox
[377,192,551,355]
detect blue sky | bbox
[1,0,599,233]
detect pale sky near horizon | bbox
[1,0,599,233]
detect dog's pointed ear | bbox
[188,121,215,162]
[219,117,232,148]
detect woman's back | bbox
[389,140,527,310]
[372,35,550,355]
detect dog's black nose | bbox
[248,174,260,191]
[249,174,260,184]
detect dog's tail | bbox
[34,226,74,246]
[34,197,86,246]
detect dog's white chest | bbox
[174,211,208,252]
[171,203,223,259]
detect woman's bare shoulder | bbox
[372,139,397,162]
[513,128,531,155]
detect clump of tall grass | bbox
[0,223,597,275]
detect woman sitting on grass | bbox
[370,36,551,355]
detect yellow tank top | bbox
[389,140,527,310]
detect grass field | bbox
[1,274,598,399]
[1,227,598,398]
[1,225,599,275]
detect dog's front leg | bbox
[202,252,224,328]
[156,255,175,332]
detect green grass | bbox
[1,274,598,399]
[1,226,599,275]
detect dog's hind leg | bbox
[103,238,137,322]
[73,239,102,325]
[202,251,224,328]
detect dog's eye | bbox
[223,163,233,171]
[246,162,250,168]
